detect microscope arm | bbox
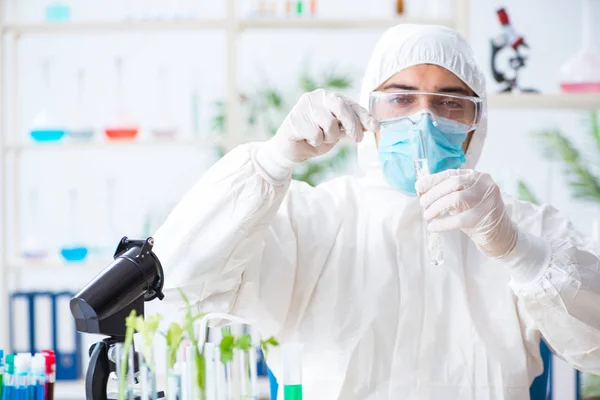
[87,341,111,400]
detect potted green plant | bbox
[211,65,357,186]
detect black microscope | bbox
[490,7,538,93]
[70,237,166,400]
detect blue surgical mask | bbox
[378,112,467,196]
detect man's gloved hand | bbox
[415,169,518,259]
[255,89,380,181]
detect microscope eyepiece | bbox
[70,237,165,336]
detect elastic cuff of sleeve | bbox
[502,230,553,285]
[252,140,297,185]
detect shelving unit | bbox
[2,16,458,35]
[0,0,468,351]
[2,137,223,151]
[488,93,600,110]
[1,0,599,352]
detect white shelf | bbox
[239,16,454,30]
[3,16,454,35]
[8,261,108,278]
[3,19,226,34]
[3,138,224,151]
[487,93,600,110]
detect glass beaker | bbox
[30,58,68,142]
[59,188,89,262]
[151,65,178,140]
[560,0,600,93]
[68,68,95,141]
[104,56,139,141]
[22,189,49,260]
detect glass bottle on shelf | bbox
[560,0,600,93]
[104,56,139,141]
[123,0,142,20]
[68,68,95,141]
[45,1,71,22]
[190,67,202,139]
[30,58,68,143]
[396,0,404,15]
[151,65,178,140]
[60,188,89,263]
[21,189,49,261]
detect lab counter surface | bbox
[54,378,272,399]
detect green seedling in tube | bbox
[178,289,206,392]
[132,314,161,370]
[165,322,184,370]
[119,310,137,400]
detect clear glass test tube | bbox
[140,352,157,400]
[115,343,134,400]
[128,346,136,400]
[413,128,444,266]
[167,364,182,400]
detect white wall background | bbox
[1,0,598,397]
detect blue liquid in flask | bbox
[30,128,66,142]
[60,246,88,262]
[45,3,71,22]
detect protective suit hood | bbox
[357,24,487,182]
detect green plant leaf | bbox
[260,336,280,358]
[322,71,353,90]
[211,101,226,134]
[517,180,540,205]
[538,129,600,203]
[133,314,161,369]
[582,372,600,397]
[300,73,319,92]
[590,111,600,154]
[263,89,283,109]
[195,349,205,391]
[166,322,184,370]
[220,334,235,364]
[234,334,252,351]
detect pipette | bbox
[412,127,444,266]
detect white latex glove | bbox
[255,89,380,182]
[415,169,518,259]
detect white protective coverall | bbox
[152,24,600,399]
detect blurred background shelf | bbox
[8,260,108,271]
[3,17,456,35]
[238,16,454,30]
[487,93,600,109]
[3,19,227,34]
[3,138,224,152]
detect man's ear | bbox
[462,130,474,153]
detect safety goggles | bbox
[369,91,484,133]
